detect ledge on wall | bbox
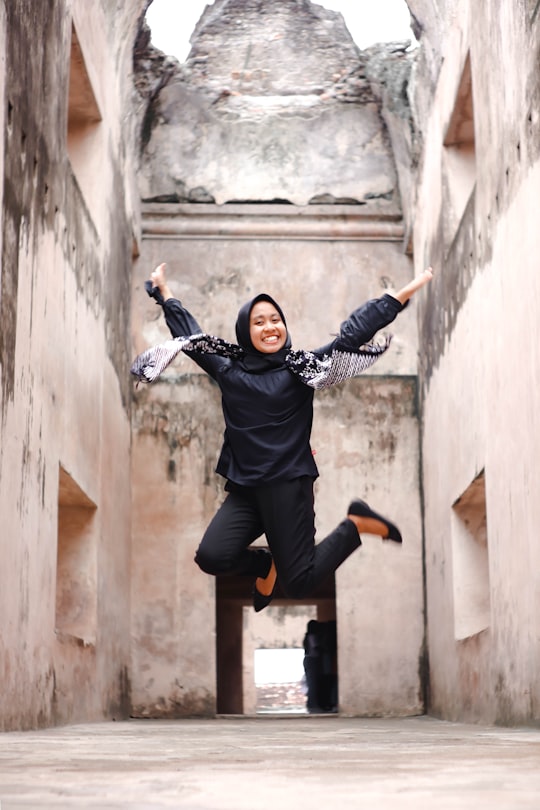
[141,202,405,242]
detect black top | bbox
[158,291,404,487]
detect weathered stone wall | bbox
[4,0,537,731]
[405,0,540,723]
[0,0,144,729]
[130,0,426,720]
[136,0,410,209]
[130,204,424,717]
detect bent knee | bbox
[194,546,221,575]
[194,545,236,576]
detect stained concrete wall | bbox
[130,0,425,720]
[0,0,144,730]
[130,205,425,717]
[3,0,537,731]
[404,0,540,723]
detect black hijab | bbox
[235,293,292,373]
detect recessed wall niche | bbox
[56,465,97,644]
[451,469,490,641]
[66,22,103,222]
[442,52,476,251]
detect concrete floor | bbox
[0,715,540,809]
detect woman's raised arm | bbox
[389,267,433,305]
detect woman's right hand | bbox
[150,262,173,301]
[150,262,167,290]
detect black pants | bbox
[194,476,361,599]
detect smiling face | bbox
[249,300,288,354]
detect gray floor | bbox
[1,715,540,809]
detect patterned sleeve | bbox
[146,283,226,379]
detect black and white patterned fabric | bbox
[131,332,392,390]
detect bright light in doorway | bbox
[254,648,305,685]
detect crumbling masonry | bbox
[1,0,539,730]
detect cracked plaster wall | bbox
[129,0,428,719]
[406,0,540,724]
[131,232,425,718]
[0,0,144,730]
[4,0,537,730]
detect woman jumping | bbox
[132,264,433,611]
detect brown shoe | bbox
[347,499,402,543]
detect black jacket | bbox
[160,293,404,487]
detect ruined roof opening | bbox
[145,0,416,64]
[135,1,413,209]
